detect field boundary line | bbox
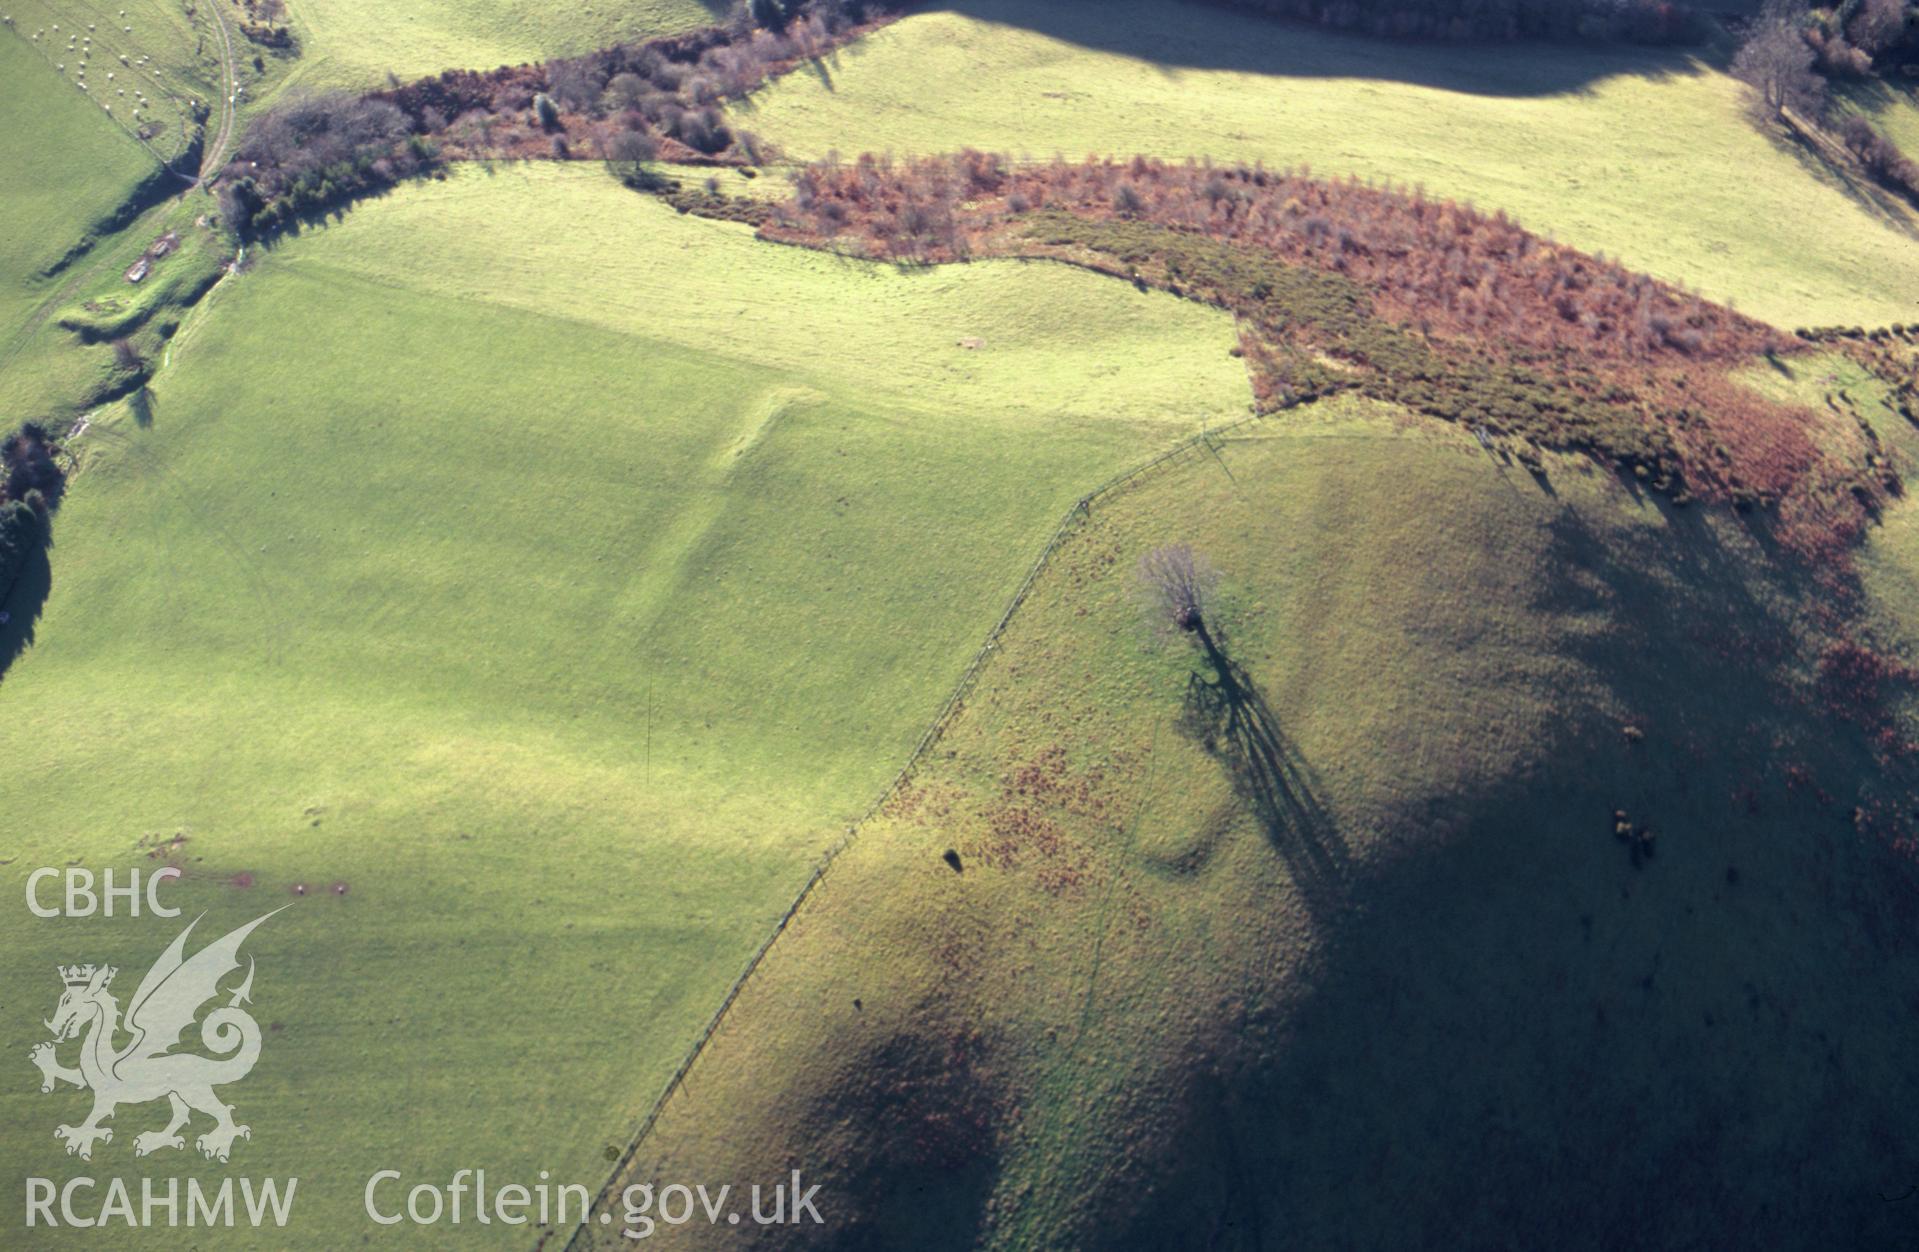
[556,397,1305,1251]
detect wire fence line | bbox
[558,400,1290,1251]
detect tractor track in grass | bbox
[196,0,237,185]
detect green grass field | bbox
[5,3,1919,1246]
[1854,79,1919,156]
[0,190,233,427]
[3,0,227,170]
[0,1,250,425]
[281,0,723,91]
[619,400,1919,1248]
[0,162,1248,1245]
[0,32,161,324]
[737,0,1919,328]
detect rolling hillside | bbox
[738,0,1919,326]
[3,1,1918,1247]
[608,395,1919,1249]
[0,162,1249,1245]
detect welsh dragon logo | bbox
[28,909,282,1163]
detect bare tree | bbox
[604,71,649,112]
[1138,544,1219,648]
[236,92,410,173]
[605,127,658,177]
[1840,113,1882,163]
[1733,1,1827,123]
[547,60,604,113]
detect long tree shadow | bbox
[1120,498,1919,1250]
[0,541,53,682]
[1177,629,1351,916]
[1761,113,1919,240]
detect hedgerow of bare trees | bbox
[218,92,423,237]
[1802,0,1914,74]
[782,152,1780,364]
[218,0,898,238]
[1730,0,1919,206]
[368,0,888,164]
[1842,0,1909,58]
[1733,1,1828,123]
[769,149,1904,560]
[1841,113,1919,202]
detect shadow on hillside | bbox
[1112,498,1919,1250]
[1842,76,1919,119]
[1762,114,1919,241]
[245,177,411,253]
[925,0,1714,97]
[0,542,53,683]
[1180,635,1351,917]
[819,1023,1006,1251]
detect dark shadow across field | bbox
[1761,113,1919,241]
[1116,494,1919,1250]
[0,542,51,682]
[924,0,1713,97]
